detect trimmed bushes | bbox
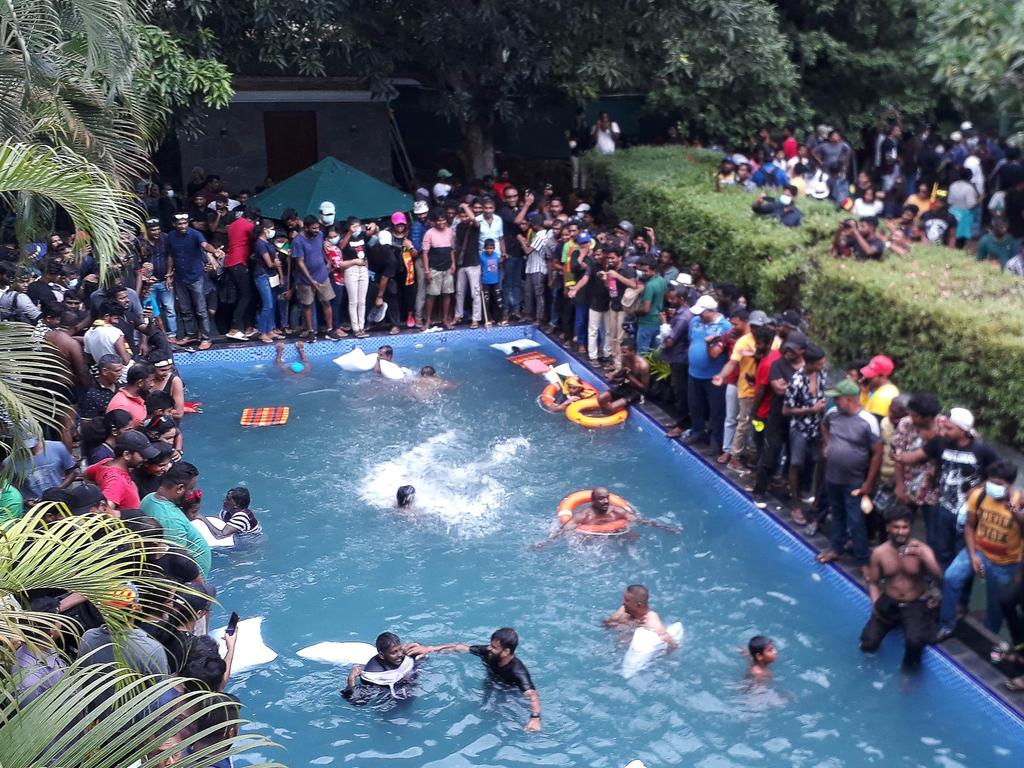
[589,146,1024,445]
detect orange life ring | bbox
[539,379,597,411]
[556,490,632,534]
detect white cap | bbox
[672,273,693,287]
[319,201,336,224]
[950,131,963,142]
[960,120,973,132]
[412,200,429,215]
[948,407,974,434]
[575,203,591,213]
[690,294,718,314]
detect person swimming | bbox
[533,487,681,548]
[747,635,777,681]
[275,340,310,375]
[396,485,416,508]
[603,584,679,650]
[342,631,443,703]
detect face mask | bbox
[985,481,1007,500]
[165,190,174,198]
[328,235,340,245]
[353,227,364,238]
[935,144,945,154]
[265,228,276,239]
[779,194,793,206]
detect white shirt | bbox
[963,155,985,197]
[476,214,504,256]
[852,198,883,218]
[593,123,620,155]
[432,182,452,200]
[83,322,125,361]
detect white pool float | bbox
[621,622,683,678]
[333,348,378,371]
[191,516,234,548]
[378,358,412,380]
[211,616,277,673]
[297,641,377,666]
[490,338,539,355]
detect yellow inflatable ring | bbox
[556,490,632,534]
[565,396,628,427]
[539,380,597,411]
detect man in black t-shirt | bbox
[751,332,807,503]
[920,195,957,248]
[439,627,542,732]
[366,241,401,333]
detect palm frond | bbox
[0,660,282,768]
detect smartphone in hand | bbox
[226,611,240,636]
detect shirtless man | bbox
[533,487,681,547]
[598,338,649,415]
[274,340,310,375]
[860,506,943,668]
[603,584,678,649]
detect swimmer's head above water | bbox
[622,584,649,618]
[375,631,404,666]
[748,635,777,666]
[377,345,394,362]
[396,485,416,508]
[419,365,436,377]
[590,487,611,515]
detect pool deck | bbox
[173,324,1024,723]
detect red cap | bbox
[860,355,894,379]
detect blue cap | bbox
[289,362,305,373]
[576,232,592,244]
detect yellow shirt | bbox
[968,487,1023,565]
[861,381,899,418]
[732,333,758,399]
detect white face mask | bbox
[264,228,276,239]
[985,481,1007,500]
[779,194,793,206]
[328,235,341,245]
[165,189,175,198]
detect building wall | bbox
[177,100,393,193]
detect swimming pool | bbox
[178,330,1024,768]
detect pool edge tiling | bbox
[175,326,1024,736]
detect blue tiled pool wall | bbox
[172,326,1024,728]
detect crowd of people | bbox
[4,111,1024,762]
[717,118,1024,272]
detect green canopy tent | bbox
[247,157,412,221]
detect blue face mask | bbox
[985,481,1007,500]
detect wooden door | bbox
[264,110,317,182]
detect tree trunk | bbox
[461,119,496,179]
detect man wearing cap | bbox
[711,309,773,464]
[319,201,336,229]
[411,200,431,325]
[433,170,453,202]
[815,379,883,573]
[897,408,999,570]
[859,355,899,420]
[139,218,175,335]
[85,429,158,511]
[2,433,76,499]
[634,257,667,354]
[752,185,803,227]
[107,363,154,428]
[68,482,114,517]
[77,583,169,677]
[166,211,223,349]
[685,295,732,454]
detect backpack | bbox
[620,285,643,314]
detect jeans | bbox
[503,255,523,315]
[572,301,588,345]
[150,281,176,335]
[860,594,936,668]
[253,273,274,334]
[346,265,369,333]
[273,284,288,329]
[925,504,961,571]
[1000,575,1024,645]
[549,284,562,327]
[669,363,690,428]
[722,383,739,455]
[827,481,870,566]
[688,376,726,452]
[940,549,1018,633]
[523,272,546,322]
[226,263,252,330]
[329,282,348,329]
[636,325,659,354]
[587,309,609,360]
[753,414,788,494]
[175,278,210,340]
[414,261,426,324]
[455,265,482,322]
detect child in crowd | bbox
[219,486,262,536]
[479,238,506,327]
[747,635,777,680]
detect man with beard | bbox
[860,506,942,668]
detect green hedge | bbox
[588,146,1024,446]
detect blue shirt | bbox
[687,314,732,379]
[660,308,693,365]
[3,441,75,498]
[410,219,428,252]
[480,251,500,285]
[166,228,208,283]
[291,232,326,285]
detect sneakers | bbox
[935,626,956,643]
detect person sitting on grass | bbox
[274,339,310,375]
[597,339,649,415]
[603,584,679,649]
[746,635,777,681]
[751,184,803,227]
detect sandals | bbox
[791,508,808,526]
[1005,676,1024,692]
[389,326,401,335]
[198,340,212,350]
[815,550,841,564]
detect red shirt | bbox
[225,217,254,268]
[107,389,147,427]
[754,350,781,419]
[783,136,798,159]
[86,458,141,509]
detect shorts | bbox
[788,427,822,467]
[296,281,335,306]
[427,268,455,296]
[609,382,643,405]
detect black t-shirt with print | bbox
[469,645,535,692]
[920,210,957,244]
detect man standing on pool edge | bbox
[435,628,542,732]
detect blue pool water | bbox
[179,332,1024,768]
